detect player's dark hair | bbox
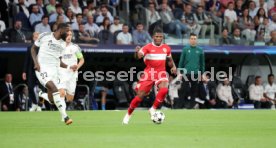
[57,23,69,30]
[268,74,274,78]
[153,27,163,35]
[190,33,197,37]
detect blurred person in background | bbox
[49,4,69,23]
[198,74,217,109]
[71,13,83,31]
[159,3,187,39]
[253,8,267,30]
[193,5,214,39]
[96,5,114,24]
[116,24,133,45]
[132,23,152,45]
[216,76,234,108]
[168,75,182,109]
[52,14,65,31]
[146,2,161,35]
[10,20,28,43]
[15,85,30,111]
[249,76,272,109]
[84,15,100,38]
[230,28,246,45]
[99,17,111,31]
[69,0,82,15]
[257,17,270,42]
[224,2,237,33]
[76,23,99,44]
[22,32,42,112]
[266,30,276,45]
[35,15,51,33]
[249,1,258,18]
[182,4,201,37]
[0,73,16,111]
[65,8,76,23]
[29,4,43,27]
[219,28,232,45]
[264,74,276,109]
[238,8,256,42]
[110,16,123,34]
[268,13,276,32]
[46,0,57,15]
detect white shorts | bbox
[35,65,60,88]
[59,68,77,95]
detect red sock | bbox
[153,88,168,109]
[128,96,142,115]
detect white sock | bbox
[60,97,67,111]
[53,92,68,119]
[40,93,50,103]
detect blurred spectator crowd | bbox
[0,0,276,45]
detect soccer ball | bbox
[151,111,165,124]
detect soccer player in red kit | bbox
[122,28,177,124]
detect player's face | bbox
[189,35,197,46]
[60,27,70,41]
[153,32,163,46]
[66,31,72,43]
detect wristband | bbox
[66,65,71,70]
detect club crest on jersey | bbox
[163,48,167,53]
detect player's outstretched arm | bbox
[31,45,40,72]
[134,46,143,59]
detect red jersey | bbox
[136,43,171,93]
[139,42,171,73]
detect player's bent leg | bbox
[59,88,67,110]
[46,81,72,125]
[151,81,169,113]
[58,88,67,121]
[128,90,146,115]
[123,90,146,125]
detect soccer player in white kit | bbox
[59,30,85,109]
[31,23,77,125]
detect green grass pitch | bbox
[0,110,276,148]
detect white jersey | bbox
[59,43,82,82]
[61,43,82,66]
[35,32,66,66]
[264,83,276,100]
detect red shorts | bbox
[135,72,168,94]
